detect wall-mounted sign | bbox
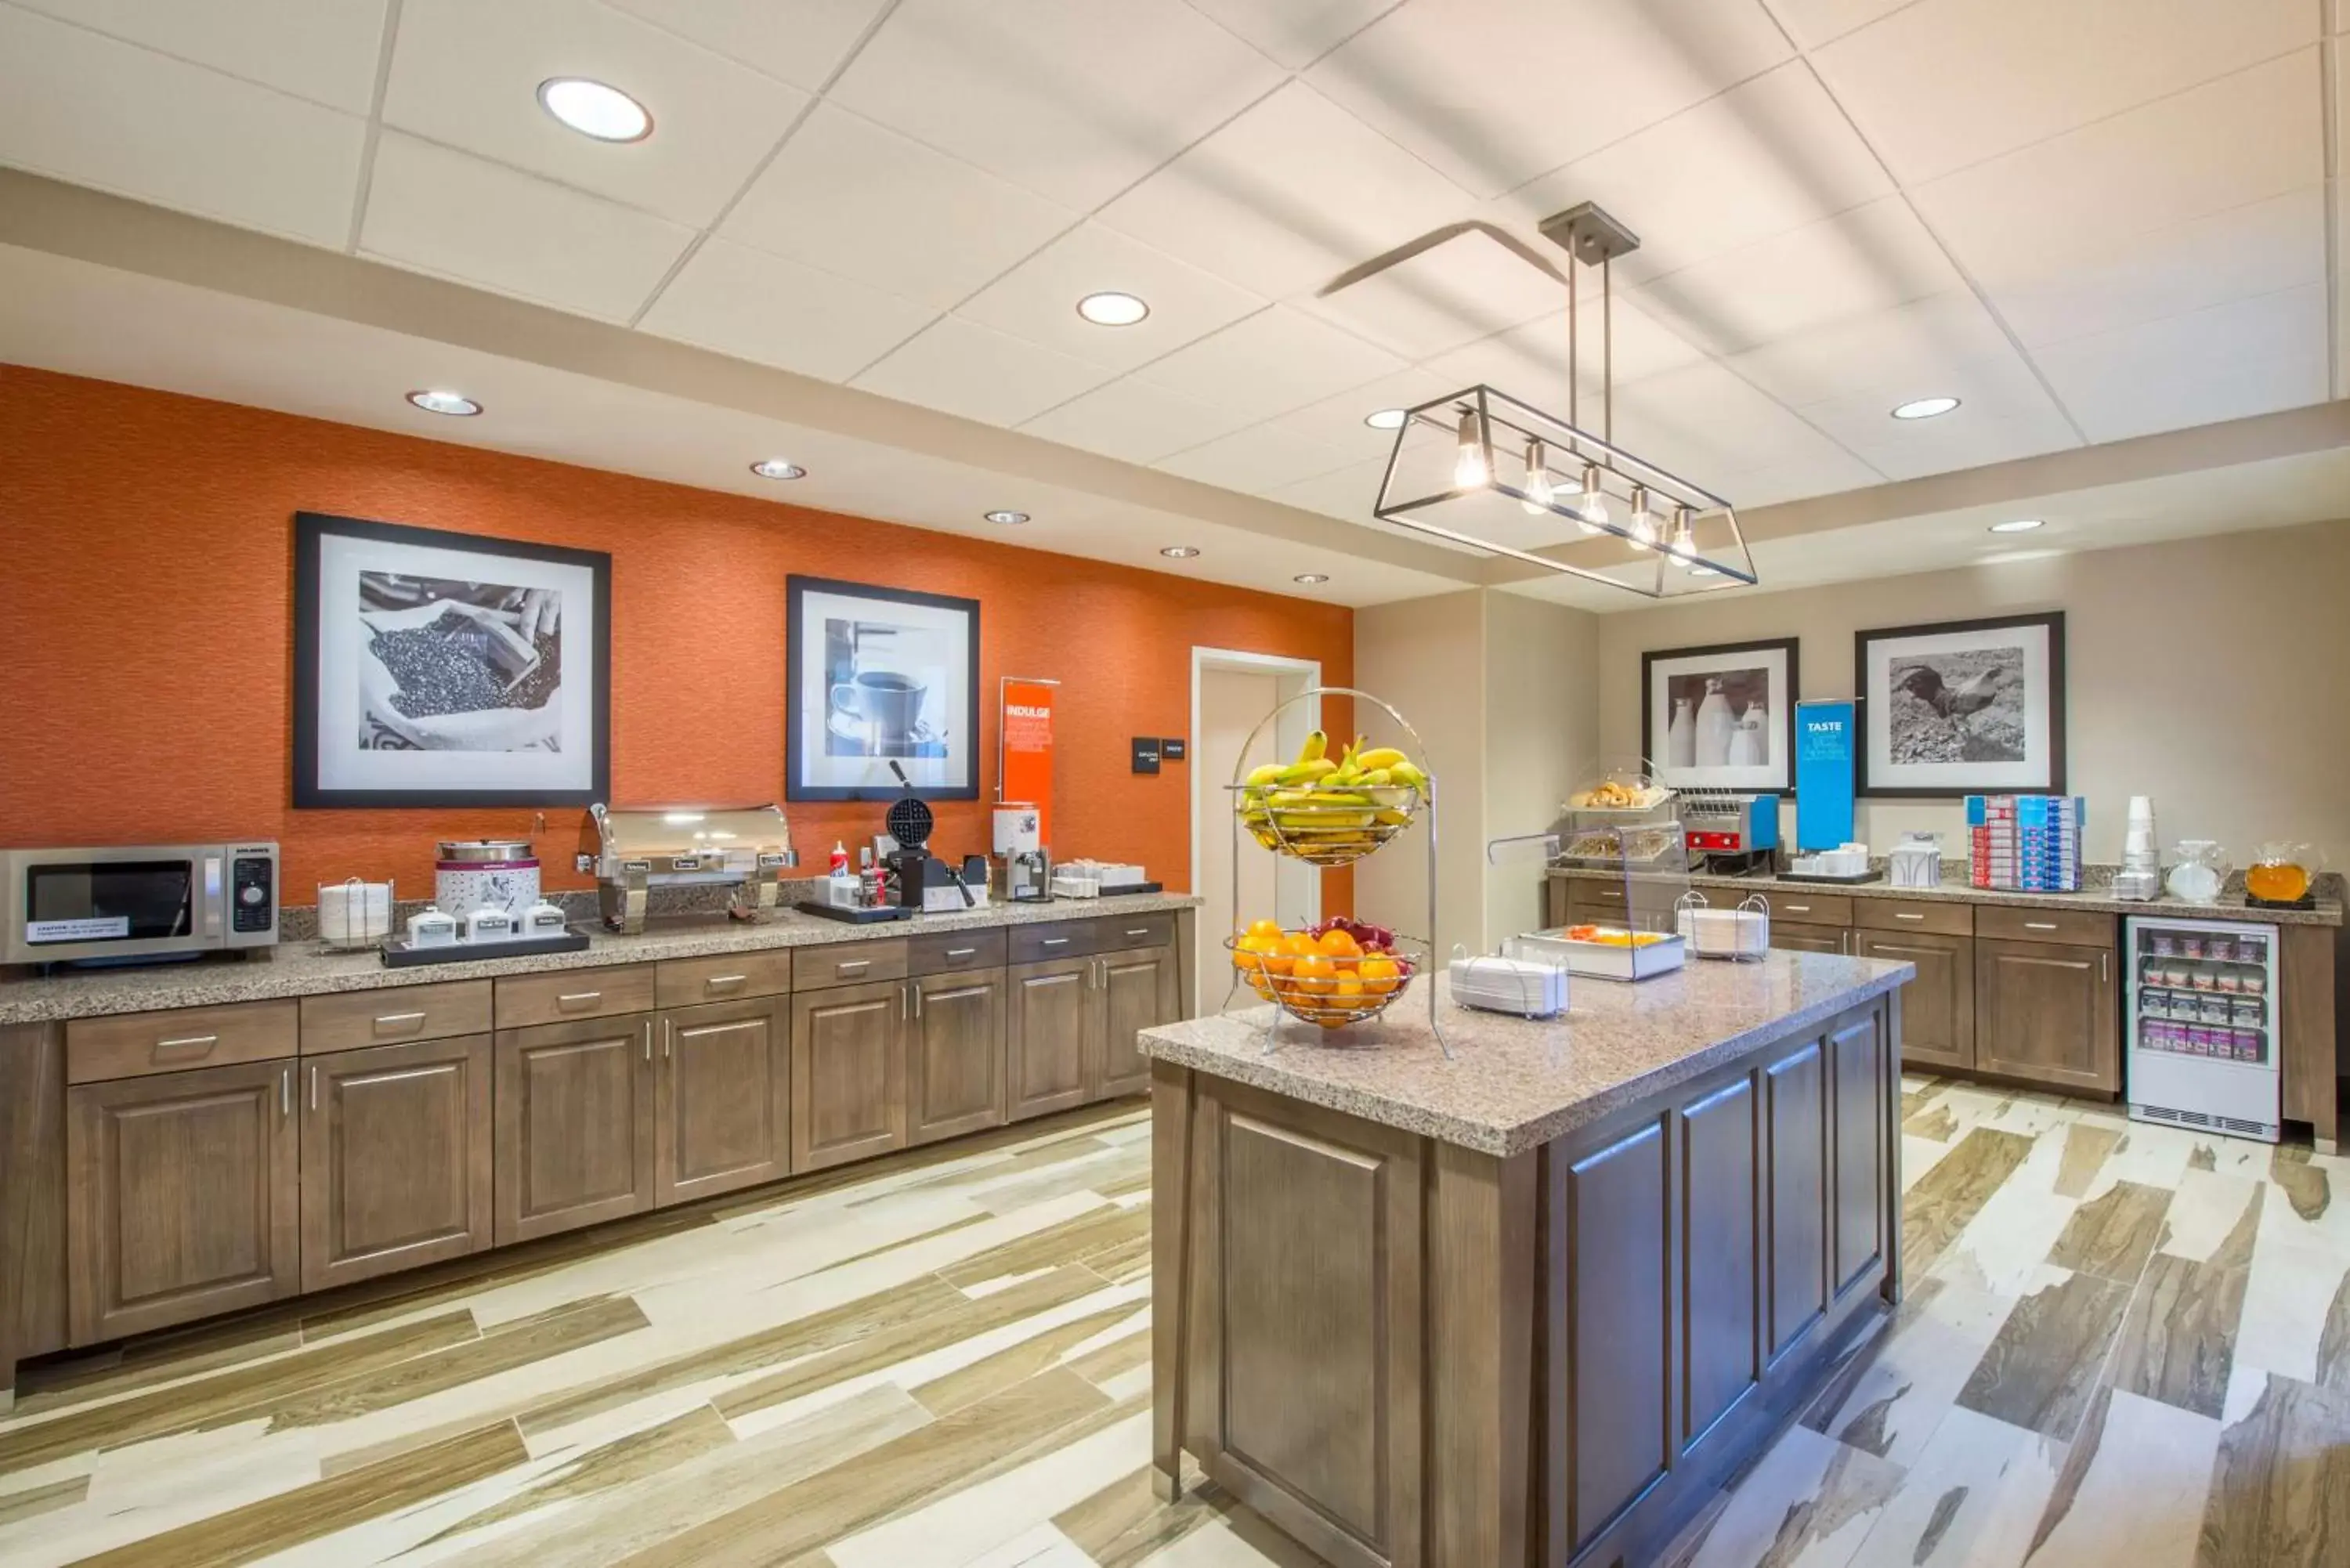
[1131,737,1162,775]
[1000,677,1058,844]
[1162,738,1187,762]
[1795,699,1856,851]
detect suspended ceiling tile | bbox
[1306,0,1791,199]
[826,0,1284,210]
[1607,361,1872,481]
[851,313,1118,426]
[1302,228,1568,360]
[1264,367,1460,463]
[721,105,1075,313]
[1911,52,2321,289]
[1811,0,2316,186]
[1094,81,1473,302]
[957,222,1265,374]
[359,133,695,321]
[1762,0,1918,49]
[1155,423,1357,496]
[1982,186,2326,352]
[0,5,363,246]
[384,0,804,229]
[1018,377,1253,464]
[1182,0,1403,68]
[1631,197,1961,359]
[2031,283,2330,444]
[1134,305,1405,423]
[1794,363,2081,482]
[598,0,893,91]
[10,0,389,113]
[636,238,935,382]
[1726,291,2022,408]
[1425,295,1708,409]
[1494,63,1894,287]
[1698,448,1885,508]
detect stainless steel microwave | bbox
[0,844,279,965]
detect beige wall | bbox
[1595,518,2350,869]
[1484,590,1601,941]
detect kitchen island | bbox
[1139,950,1913,1568]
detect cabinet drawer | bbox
[1972,905,2116,948]
[1853,898,1973,938]
[908,927,1007,977]
[494,964,657,1028]
[301,981,492,1054]
[656,949,794,1008]
[1009,919,1101,964]
[1094,912,1176,952]
[1564,880,1629,911]
[67,999,299,1084]
[791,939,909,992]
[1756,891,1853,928]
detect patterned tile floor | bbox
[2,1079,2348,1566]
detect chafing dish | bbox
[575,804,798,934]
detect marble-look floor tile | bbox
[1904,1129,2037,1277]
[2044,1180,2170,1283]
[2157,1171,2264,1265]
[952,1523,1096,1566]
[2233,1228,2350,1388]
[910,1303,1146,1418]
[1842,1405,2061,1568]
[422,1403,734,1549]
[1902,1134,1957,1193]
[1957,1266,2134,1441]
[2084,1122,2204,1198]
[1809,1274,2015,1469]
[2052,1122,2123,1199]
[0,1475,87,1530]
[1939,1130,2079,1294]
[1052,1465,1235,1568]
[2269,1145,2332,1222]
[1688,1422,1904,1568]
[2108,1252,2252,1419]
[2196,1371,2350,1567]
[2023,1385,2218,1568]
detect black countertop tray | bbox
[380,931,591,967]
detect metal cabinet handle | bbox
[559,991,602,1009]
[2100,952,2109,984]
[309,1065,318,1111]
[1894,912,1925,922]
[945,947,976,959]
[1782,904,1811,913]
[373,1010,427,1031]
[912,982,923,1020]
[281,1068,291,1117]
[663,1019,673,1059]
[1042,938,1071,948]
[643,1020,652,1061]
[838,959,871,974]
[704,974,746,991]
[2024,921,2059,931]
[1126,928,1149,938]
[156,1034,219,1052]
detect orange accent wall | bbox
[0,367,1353,912]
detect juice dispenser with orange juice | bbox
[2247,841,2318,906]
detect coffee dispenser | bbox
[992,804,1052,901]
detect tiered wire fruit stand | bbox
[1220,686,1447,1056]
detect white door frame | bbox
[1190,648,1323,941]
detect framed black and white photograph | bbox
[1641,638,1799,793]
[293,512,609,808]
[787,576,979,801]
[1856,611,2066,797]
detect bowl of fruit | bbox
[1231,732,1428,868]
[1226,916,1420,1031]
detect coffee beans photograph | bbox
[357,570,564,753]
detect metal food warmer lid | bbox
[577,804,797,883]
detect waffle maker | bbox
[880,764,973,911]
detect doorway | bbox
[1191,649,1321,1013]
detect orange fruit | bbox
[1332,975,1368,1010]
[1245,917,1283,943]
[1315,928,1361,959]
[1280,932,1317,966]
[1358,956,1401,996]
[1289,955,1339,996]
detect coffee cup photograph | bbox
[787,575,980,801]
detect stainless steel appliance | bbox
[2,842,279,965]
[992,804,1051,901]
[2127,915,2281,1143]
[575,804,798,934]
[1678,790,1781,869]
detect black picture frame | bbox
[1640,636,1801,793]
[786,574,982,802]
[291,511,611,809]
[1853,611,2066,798]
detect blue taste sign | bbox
[1795,699,1856,851]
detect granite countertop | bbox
[0,892,1202,1027]
[1137,951,1912,1156]
[1548,866,2345,927]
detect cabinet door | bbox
[790,979,906,1171]
[301,1035,491,1293]
[1770,923,1849,957]
[1095,947,1177,1100]
[1006,956,1094,1122]
[494,1016,656,1246]
[908,970,1005,1147]
[1974,938,2119,1093]
[67,1058,298,1344]
[1855,930,1974,1071]
[658,998,790,1205]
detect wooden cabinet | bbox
[1770,923,1849,957]
[907,970,1004,1146]
[1974,938,2119,1093]
[1006,956,1093,1122]
[300,1035,492,1292]
[66,1058,298,1343]
[790,979,906,1171]
[657,998,790,1205]
[1856,929,1974,1071]
[1097,946,1177,1100]
[493,1015,656,1245]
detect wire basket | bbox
[1225,931,1423,1031]
[1230,782,1423,867]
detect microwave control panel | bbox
[228,846,277,937]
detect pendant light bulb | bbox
[1520,440,1554,515]
[1452,408,1489,489]
[1629,484,1659,547]
[1666,504,1698,567]
[1576,462,1607,535]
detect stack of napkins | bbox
[1450,955,1569,1018]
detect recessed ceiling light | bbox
[406,389,481,417]
[750,458,805,480]
[985,509,1029,525]
[1364,408,1408,430]
[1160,545,1200,559]
[1293,573,1329,585]
[537,78,653,143]
[1076,291,1149,327]
[1989,518,2045,533]
[1890,396,1961,421]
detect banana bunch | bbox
[1237,731,1430,859]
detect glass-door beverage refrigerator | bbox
[2124,916,2281,1143]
